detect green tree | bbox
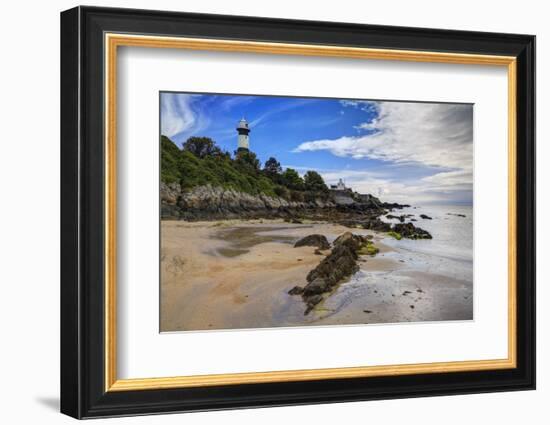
[234,150,261,172]
[183,137,221,158]
[263,157,282,175]
[304,170,329,193]
[281,168,305,191]
[274,185,290,199]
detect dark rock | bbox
[363,310,372,314]
[290,231,371,315]
[387,214,406,222]
[402,290,412,295]
[302,278,330,296]
[419,214,432,220]
[333,231,368,251]
[288,286,304,295]
[382,202,410,210]
[306,244,359,287]
[392,223,432,239]
[294,234,331,250]
[304,295,324,315]
[361,218,392,232]
[447,213,466,217]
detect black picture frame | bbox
[61,5,535,419]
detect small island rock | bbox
[293,234,331,250]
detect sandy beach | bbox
[160,217,473,332]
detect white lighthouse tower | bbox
[236,118,250,152]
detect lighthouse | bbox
[236,118,250,152]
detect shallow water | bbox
[213,225,303,257]
[382,205,473,263]
[313,205,474,324]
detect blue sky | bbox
[160,92,473,205]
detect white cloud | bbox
[339,100,378,113]
[421,169,472,188]
[281,163,473,205]
[160,93,196,138]
[293,101,473,204]
[160,93,212,144]
[295,101,473,171]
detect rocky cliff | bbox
[161,183,389,221]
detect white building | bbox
[330,178,347,191]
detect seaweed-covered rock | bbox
[305,243,359,288]
[362,218,392,232]
[392,223,432,239]
[294,234,331,250]
[304,295,324,315]
[290,231,380,315]
[419,214,432,220]
[288,286,304,295]
[333,231,366,250]
[302,278,332,296]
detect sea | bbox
[317,204,475,323]
[381,204,473,263]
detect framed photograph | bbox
[60,6,535,419]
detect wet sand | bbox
[160,219,473,332]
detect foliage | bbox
[304,170,329,193]
[161,135,332,201]
[234,150,261,172]
[183,137,223,159]
[281,168,305,191]
[274,185,290,198]
[161,136,185,183]
[263,157,282,175]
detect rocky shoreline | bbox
[161,182,410,222]
[162,183,437,316]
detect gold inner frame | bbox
[104,33,517,392]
